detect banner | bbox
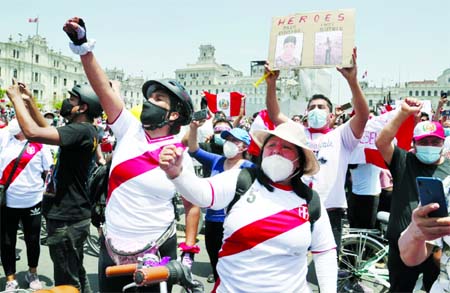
[349,109,415,168]
[203,91,244,117]
[268,9,355,69]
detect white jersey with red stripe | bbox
[195,169,336,292]
[105,110,193,251]
[0,132,52,209]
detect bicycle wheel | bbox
[85,229,101,257]
[339,234,389,292]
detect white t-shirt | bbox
[172,169,336,292]
[303,122,360,209]
[350,164,382,195]
[105,110,193,251]
[0,132,52,208]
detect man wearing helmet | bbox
[63,17,201,292]
[6,81,102,292]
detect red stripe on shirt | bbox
[107,142,184,203]
[218,206,308,258]
[0,142,43,185]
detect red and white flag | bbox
[248,109,275,157]
[203,91,244,117]
[28,17,39,23]
[349,108,415,168]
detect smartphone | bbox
[192,109,208,121]
[442,110,450,117]
[416,176,448,217]
[442,92,448,99]
[340,102,352,111]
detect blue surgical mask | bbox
[416,145,442,164]
[214,134,225,146]
[307,108,328,129]
[444,128,450,137]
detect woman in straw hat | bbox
[160,121,337,292]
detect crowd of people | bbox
[0,16,450,293]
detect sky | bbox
[1,0,449,104]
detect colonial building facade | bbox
[1,35,448,115]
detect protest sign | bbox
[268,9,355,69]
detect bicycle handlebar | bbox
[105,264,137,277]
[134,266,170,286]
[106,260,204,292]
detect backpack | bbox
[227,168,321,230]
[88,160,112,228]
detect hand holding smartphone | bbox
[416,176,448,217]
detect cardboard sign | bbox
[268,9,355,69]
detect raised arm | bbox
[264,63,288,125]
[19,82,49,128]
[375,98,422,165]
[232,96,246,128]
[433,93,447,122]
[337,48,369,139]
[63,17,124,123]
[6,80,61,145]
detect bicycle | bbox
[105,244,204,293]
[338,211,390,292]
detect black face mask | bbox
[60,99,74,118]
[140,99,170,130]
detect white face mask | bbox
[261,154,297,182]
[307,108,328,129]
[223,141,240,158]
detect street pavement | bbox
[2,225,215,292]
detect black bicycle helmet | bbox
[142,79,193,126]
[68,84,103,118]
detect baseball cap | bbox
[221,128,251,146]
[413,121,445,141]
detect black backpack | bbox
[88,160,111,228]
[227,168,321,230]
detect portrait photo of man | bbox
[274,33,303,68]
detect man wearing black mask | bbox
[6,81,102,292]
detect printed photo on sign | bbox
[267,9,355,69]
[274,33,303,69]
[314,31,343,66]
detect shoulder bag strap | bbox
[4,141,29,191]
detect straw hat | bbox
[251,122,319,175]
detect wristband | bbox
[69,39,96,56]
[178,242,200,254]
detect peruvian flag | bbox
[203,91,244,117]
[248,109,275,157]
[28,17,39,23]
[349,108,415,168]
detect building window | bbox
[208,80,211,85]
[409,90,413,96]
[64,65,67,70]
[415,90,419,96]
[435,90,438,96]
[0,67,2,77]
[196,90,198,95]
[369,100,373,107]
[34,72,39,82]
[53,92,57,100]
[215,89,218,94]
[428,91,431,96]
[13,69,18,78]
[421,90,425,96]
[189,90,192,95]
[35,54,39,63]
[74,67,77,73]
[63,78,67,86]
[221,89,224,92]
[131,92,133,98]
[73,80,77,86]
[53,76,57,85]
